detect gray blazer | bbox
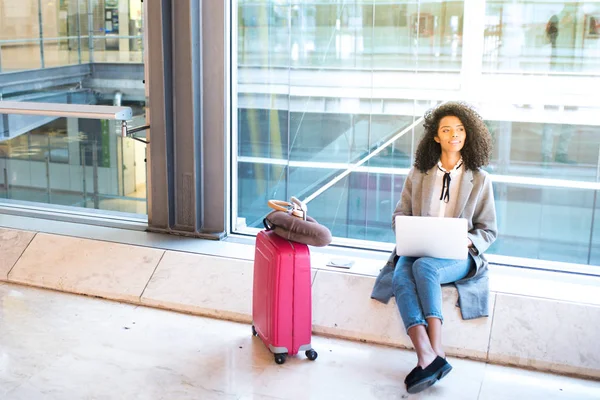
[371,166,498,320]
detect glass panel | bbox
[302,175,351,239]
[0,0,147,219]
[88,0,144,63]
[0,0,143,72]
[233,0,600,268]
[0,115,147,217]
[237,161,288,229]
[590,191,600,265]
[237,0,290,229]
[289,111,369,164]
[235,0,462,230]
[238,2,290,67]
[0,42,42,72]
[362,2,464,71]
[308,172,407,242]
[487,118,598,181]
[238,108,289,159]
[484,1,600,74]
[491,183,594,265]
[359,172,406,243]
[43,38,81,68]
[90,36,144,63]
[0,0,40,72]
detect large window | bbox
[233,0,600,267]
[0,112,147,216]
[0,0,147,218]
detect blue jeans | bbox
[391,256,474,332]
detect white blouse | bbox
[431,159,464,218]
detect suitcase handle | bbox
[268,199,305,219]
[263,218,275,231]
[290,196,308,221]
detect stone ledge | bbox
[0,228,598,379]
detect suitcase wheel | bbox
[251,325,258,337]
[305,349,318,361]
[274,353,287,365]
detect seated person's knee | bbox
[392,267,411,292]
[412,258,438,280]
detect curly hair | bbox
[414,101,492,172]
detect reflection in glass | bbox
[491,183,594,265]
[0,0,143,72]
[238,1,464,70]
[0,114,147,216]
[234,1,600,267]
[484,1,600,73]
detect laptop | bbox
[395,216,469,260]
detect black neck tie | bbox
[439,170,451,203]
[438,162,462,203]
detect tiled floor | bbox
[1,283,599,400]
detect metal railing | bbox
[0,101,148,141]
[0,101,132,121]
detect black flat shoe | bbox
[437,358,452,382]
[408,357,451,382]
[405,356,452,394]
[404,366,420,384]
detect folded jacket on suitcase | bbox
[263,210,332,247]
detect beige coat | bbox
[371,165,498,319]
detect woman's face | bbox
[435,115,466,155]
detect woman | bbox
[371,101,497,394]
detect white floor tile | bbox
[1,283,598,400]
[478,364,600,400]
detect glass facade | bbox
[2,0,600,268]
[0,0,146,218]
[484,2,599,73]
[0,113,147,216]
[234,1,600,266]
[0,0,144,72]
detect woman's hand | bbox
[467,238,473,248]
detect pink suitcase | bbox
[252,230,318,364]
